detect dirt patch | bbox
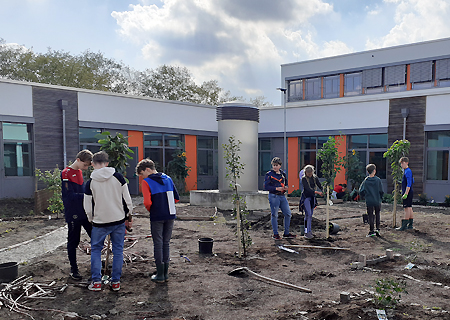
[1,200,450,319]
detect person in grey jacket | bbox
[359,164,384,237]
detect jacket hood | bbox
[91,167,116,182]
[149,172,168,185]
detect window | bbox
[348,134,388,179]
[144,133,182,171]
[79,127,102,153]
[385,64,406,92]
[344,72,362,96]
[288,80,302,102]
[197,137,218,176]
[299,136,329,178]
[323,75,340,99]
[426,131,450,181]
[305,78,321,100]
[410,61,433,90]
[2,123,33,176]
[258,139,272,176]
[362,68,384,94]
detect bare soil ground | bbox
[1,197,450,320]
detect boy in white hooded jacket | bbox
[84,151,132,291]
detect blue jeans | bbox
[268,193,292,235]
[151,219,174,265]
[304,197,314,236]
[91,223,125,283]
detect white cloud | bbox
[366,0,450,49]
[111,0,336,102]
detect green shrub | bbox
[373,278,408,309]
[288,189,302,197]
[444,195,450,207]
[417,193,428,205]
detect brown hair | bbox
[76,149,93,163]
[399,157,409,164]
[366,163,376,174]
[92,151,109,164]
[136,158,155,174]
[271,157,282,166]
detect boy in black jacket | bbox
[61,149,93,280]
[359,164,384,237]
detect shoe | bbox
[151,264,166,283]
[304,233,313,240]
[272,234,282,240]
[396,219,408,231]
[407,218,414,229]
[366,231,376,237]
[375,229,381,237]
[163,262,169,282]
[111,281,120,291]
[283,233,297,239]
[88,281,102,291]
[70,271,82,281]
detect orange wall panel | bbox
[340,74,345,97]
[128,130,144,192]
[184,135,197,191]
[288,137,299,191]
[334,135,347,186]
[406,64,412,90]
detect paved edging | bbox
[0,225,68,264]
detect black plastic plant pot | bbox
[0,262,18,283]
[329,222,340,235]
[198,238,214,254]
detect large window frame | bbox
[305,78,321,100]
[298,136,331,179]
[426,131,450,181]
[288,80,303,102]
[197,136,218,177]
[144,132,183,172]
[2,122,33,177]
[348,134,388,180]
[258,138,273,176]
[344,72,362,96]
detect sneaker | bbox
[88,281,102,291]
[283,233,297,239]
[366,231,376,237]
[304,233,313,240]
[375,230,381,237]
[70,271,82,281]
[272,234,282,240]
[111,281,120,292]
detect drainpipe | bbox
[59,100,68,167]
[401,108,409,140]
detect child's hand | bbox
[402,193,408,200]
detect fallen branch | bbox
[228,267,312,293]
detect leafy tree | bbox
[98,131,134,177]
[222,136,252,258]
[166,143,190,194]
[317,136,344,238]
[383,139,410,227]
[343,149,365,192]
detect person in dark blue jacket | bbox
[397,157,415,231]
[264,157,296,240]
[136,158,179,283]
[61,149,93,280]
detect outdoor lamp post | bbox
[276,87,287,168]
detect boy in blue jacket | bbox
[264,157,296,240]
[359,164,384,237]
[136,158,179,283]
[397,157,415,231]
[61,149,93,280]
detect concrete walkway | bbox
[0,226,67,264]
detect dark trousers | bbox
[67,219,92,272]
[367,205,381,232]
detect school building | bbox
[1,37,449,202]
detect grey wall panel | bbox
[33,87,79,173]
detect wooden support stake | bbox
[283,244,350,251]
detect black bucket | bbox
[198,238,214,254]
[0,262,18,283]
[329,222,340,235]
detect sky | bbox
[1,0,450,106]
